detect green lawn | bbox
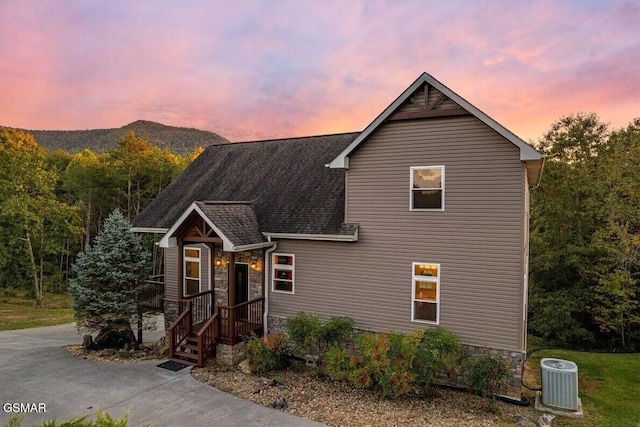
[525,338,640,427]
[0,290,74,331]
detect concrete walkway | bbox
[0,323,324,426]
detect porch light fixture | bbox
[251,262,261,271]
[215,258,226,268]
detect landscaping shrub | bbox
[285,312,353,355]
[356,332,415,398]
[316,316,354,351]
[285,312,322,353]
[246,334,290,375]
[466,354,510,411]
[412,328,463,387]
[324,345,354,381]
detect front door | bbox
[234,263,249,305]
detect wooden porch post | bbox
[178,240,184,300]
[209,243,215,316]
[228,252,236,339]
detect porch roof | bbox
[158,201,270,251]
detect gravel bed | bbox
[192,361,541,426]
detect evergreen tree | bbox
[70,209,151,349]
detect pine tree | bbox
[70,209,151,349]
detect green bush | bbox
[245,334,290,375]
[466,354,510,411]
[285,312,353,355]
[323,328,465,399]
[356,332,415,398]
[285,312,322,353]
[317,316,354,350]
[324,345,353,381]
[412,328,463,387]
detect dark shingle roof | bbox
[195,201,264,247]
[134,133,359,235]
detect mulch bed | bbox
[191,360,542,427]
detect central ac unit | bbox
[540,358,579,411]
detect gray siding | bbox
[165,246,179,301]
[269,115,526,351]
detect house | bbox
[132,72,544,398]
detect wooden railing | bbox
[179,290,213,325]
[140,275,165,311]
[218,296,265,345]
[169,305,192,357]
[195,312,219,367]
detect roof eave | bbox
[262,231,358,242]
[130,227,169,234]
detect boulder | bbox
[100,348,116,357]
[538,413,555,427]
[238,359,252,375]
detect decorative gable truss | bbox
[390,82,470,121]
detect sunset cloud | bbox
[0,0,637,144]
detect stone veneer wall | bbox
[213,249,264,307]
[267,315,524,399]
[216,342,247,366]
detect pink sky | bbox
[0,0,638,144]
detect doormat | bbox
[157,360,190,372]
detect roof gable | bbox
[158,201,271,251]
[327,72,543,169]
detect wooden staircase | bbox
[168,293,265,367]
[169,297,219,367]
[172,332,204,366]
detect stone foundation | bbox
[216,342,247,365]
[267,315,524,399]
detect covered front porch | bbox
[158,201,274,366]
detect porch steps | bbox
[172,333,201,365]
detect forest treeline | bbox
[2,114,639,350]
[530,114,640,350]
[13,120,228,155]
[0,128,201,302]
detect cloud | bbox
[0,0,637,143]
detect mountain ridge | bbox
[2,120,229,155]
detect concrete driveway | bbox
[0,323,324,426]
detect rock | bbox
[238,359,251,375]
[304,354,319,368]
[82,335,94,351]
[538,413,555,427]
[100,349,116,357]
[515,415,536,427]
[271,396,287,410]
[154,336,169,357]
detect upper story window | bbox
[410,166,445,211]
[272,253,295,294]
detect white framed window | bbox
[411,262,440,324]
[410,166,445,211]
[272,253,295,294]
[183,247,201,296]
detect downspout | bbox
[263,236,278,336]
